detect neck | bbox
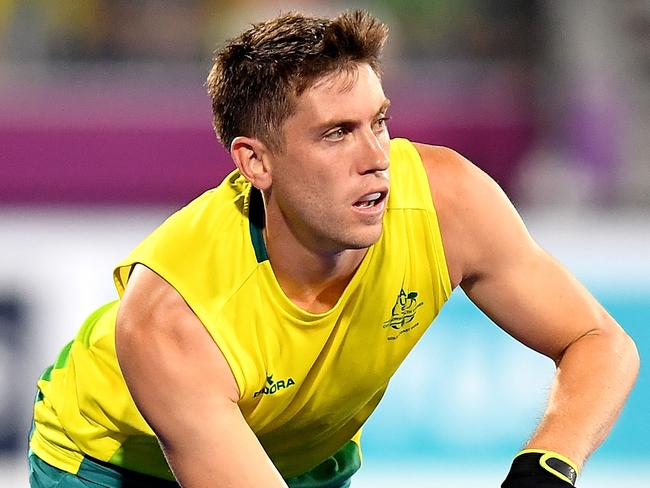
[263,217,368,314]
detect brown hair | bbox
[206,10,389,153]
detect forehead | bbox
[291,64,387,122]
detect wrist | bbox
[502,449,579,487]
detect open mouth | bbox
[353,191,387,209]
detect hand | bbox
[501,450,578,487]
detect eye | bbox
[373,116,391,132]
[324,128,347,141]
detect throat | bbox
[288,286,348,314]
[268,244,368,314]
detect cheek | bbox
[274,164,322,209]
[275,149,349,204]
[286,155,336,188]
[381,131,391,153]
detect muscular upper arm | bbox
[414,143,625,362]
[115,264,286,487]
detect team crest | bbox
[383,288,423,339]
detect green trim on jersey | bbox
[40,300,117,385]
[40,341,72,382]
[107,435,171,479]
[249,187,269,263]
[286,440,360,488]
[77,300,118,348]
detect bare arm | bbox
[115,264,287,487]
[417,143,640,468]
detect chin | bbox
[343,224,384,250]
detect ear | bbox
[230,136,272,191]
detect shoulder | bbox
[410,142,493,204]
[409,142,531,287]
[116,264,240,402]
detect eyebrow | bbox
[315,98,392,133]
[378,98,391,113]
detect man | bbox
[29,10,639,488]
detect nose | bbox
[357,129,389,175]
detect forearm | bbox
[159,401,288,488]
[526,328,639,468]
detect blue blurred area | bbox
[595,293,650,458]
[362,289,649,463]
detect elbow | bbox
[604,325,640,385]
[621,331,640,380]
[558,323,640,382]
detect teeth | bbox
[357,192,381,203]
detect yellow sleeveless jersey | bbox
[29,138,452,481]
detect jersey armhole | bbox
[113,260,248,401]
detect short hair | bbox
[206,10,389,153]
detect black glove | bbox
[501,450,579,487]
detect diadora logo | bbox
[383,288,424,340]
[253,373,296,398]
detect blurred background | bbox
[0,0,648,486]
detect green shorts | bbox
[28,453,179,487]
[29,442,357,488]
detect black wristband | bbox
[502,451,578,487]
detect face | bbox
[266,63,391,255]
